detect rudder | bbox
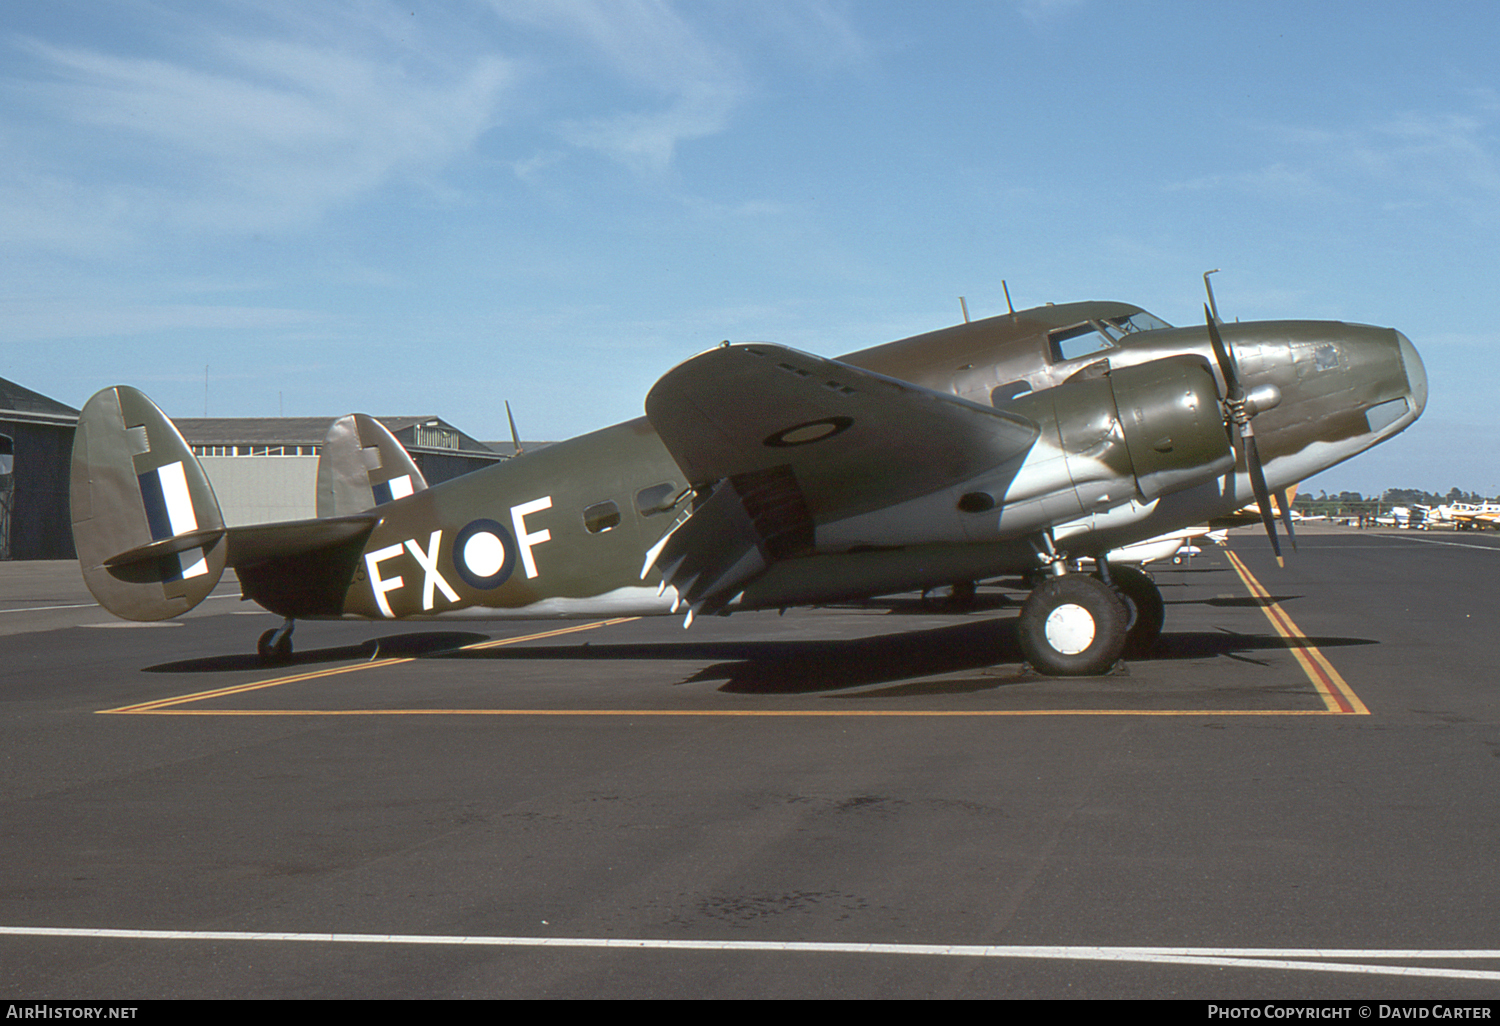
[315,413,427,517]
[70,386,226,620]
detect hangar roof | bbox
[0,377,79,426]
[174,416,495,455]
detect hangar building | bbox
[0,375,507,556]
[0,377,79,560]
[175,416,503,527]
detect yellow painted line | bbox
[121,707,1346,718]
[1225,551,1368,715]
[98,618,639,714]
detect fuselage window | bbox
[583,500,621,534]
[635,482,680,516]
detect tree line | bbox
[1294,487,1493,514]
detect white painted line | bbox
[80,622,184,629]
[1364,534,1500,552]
[0,593,239,615]
[2,927,1499,980]
[0,602,102,614]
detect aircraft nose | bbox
[1395,330,1427,419]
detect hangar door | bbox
[0,433,12,560]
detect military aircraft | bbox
[69,290,1427,676]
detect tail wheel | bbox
[1017,574,1128,676]
[257,623,294,664]
[1100,563,1165,659]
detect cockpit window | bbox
[1049,311,1172,362]
[1107,311,1171,334]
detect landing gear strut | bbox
[257,618,295,664]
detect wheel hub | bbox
[1043,602,1096,655]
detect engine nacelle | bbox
[1107,355,1234,501]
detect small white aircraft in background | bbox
[1105,525,1228,565]
[1376,505,1416,528]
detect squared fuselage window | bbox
[635,482,679,516]
[584,500,621,533]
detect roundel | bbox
[452,518,517,590]
[763,416,854,448]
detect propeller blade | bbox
[1205,305,1242,400]
[1244,432,1283,567]
[1272,488,1298,552]
[1208,305,1244,503]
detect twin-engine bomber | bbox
[70,295,1426,675]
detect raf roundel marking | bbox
[453,518,517,590]
[763,416,853,448]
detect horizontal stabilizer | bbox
[70,386,227,621]
[226,514,379,620]
[317,414,427,517]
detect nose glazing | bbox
[1395,330,1427,419]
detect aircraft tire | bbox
[1017,574,1128,676]
[257,628,292,665]
[1102,563,1165,659]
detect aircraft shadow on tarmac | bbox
[1163,593,1305,609]
[439,619,1378,695]
[145,631,491,673]
[145,619,1376,695]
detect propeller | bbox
[1205,306,1295,566]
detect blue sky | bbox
[4,0,1497,496]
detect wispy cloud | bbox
[1165,163,1336,203]
[2,7,517,250]
[1167,104,1500,218]
[1,296,327,341]
[491,0,746,176]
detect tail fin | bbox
[70,387,226,621]
[315,414,427,517]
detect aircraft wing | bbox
[646,343,1039,517]
[642,343,1040,619]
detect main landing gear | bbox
[1107,563,1165,660]
[1015,553,1165,676]
[257,618,295,664]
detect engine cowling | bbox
[1106,355,1234,501]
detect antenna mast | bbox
[505,401,524,458]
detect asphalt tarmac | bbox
[2,526,1499,999]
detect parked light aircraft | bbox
[1418,502,1500,529]
[1105,525,1227,565]
[1209,485,1299,531]
[70,291,1426,675]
